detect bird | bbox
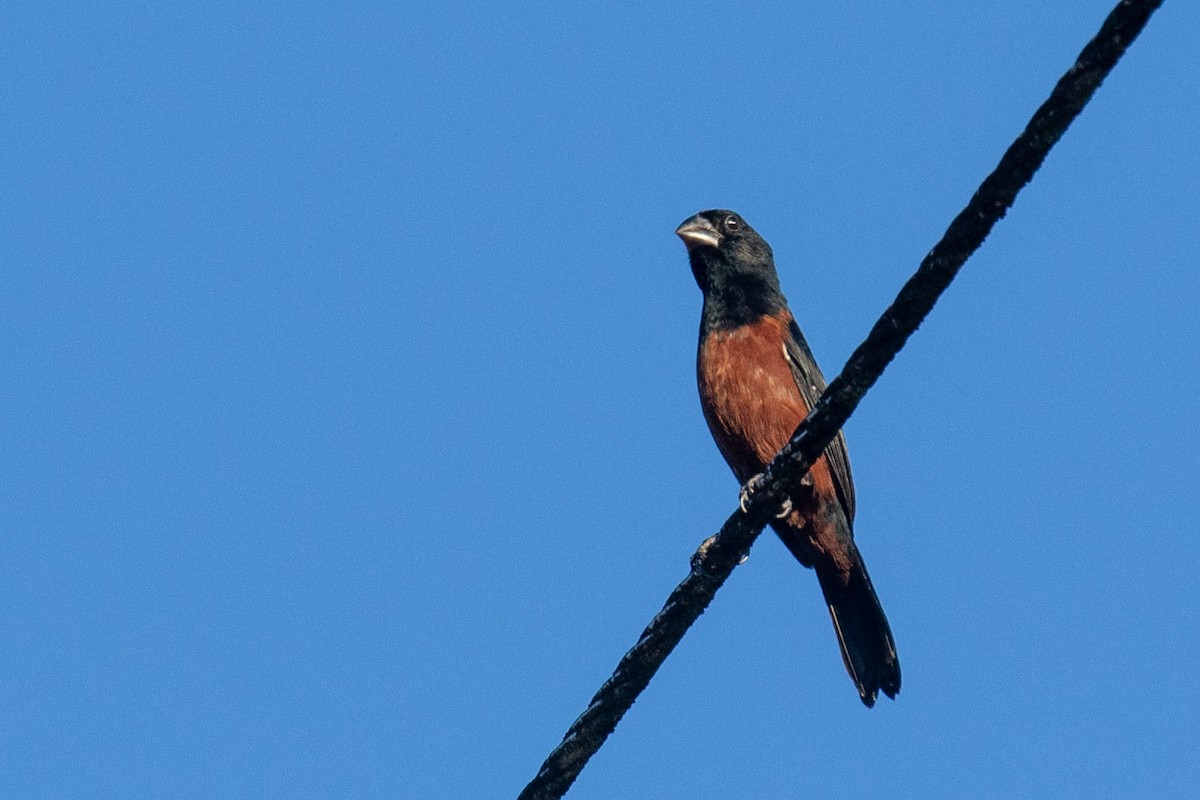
[676,208,900,707]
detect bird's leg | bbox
[739,472,795,519]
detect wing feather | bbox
[782,317,856,524]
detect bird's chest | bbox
[696,318,810,481]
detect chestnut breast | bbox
[697,312,842,525]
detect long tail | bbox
[815,547,901,707]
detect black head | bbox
[675,209,787,330]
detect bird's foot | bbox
[691,535,717,572]
[739,473,793,519]
[737,474,765,513]
[692,535,749,572]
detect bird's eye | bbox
[723,215,740,231]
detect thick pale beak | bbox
[675,216,721,250]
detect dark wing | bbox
[783,317,856,524]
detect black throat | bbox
[693,253,789,335]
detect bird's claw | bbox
[691,535,717,572]
[774,496,793,519]
[739,473,793,519]
[692,535,749,572]
[738,474,766,513]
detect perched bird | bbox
[676,209,900,707]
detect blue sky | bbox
[3,2,1197,798]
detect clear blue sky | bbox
[3,2,1197,798]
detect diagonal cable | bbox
[518,2,1164,798]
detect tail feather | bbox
[815,550,900,707]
